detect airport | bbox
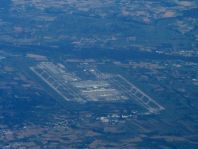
[30,61,165,114]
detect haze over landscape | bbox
[0,0,198,148]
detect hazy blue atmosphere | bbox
[0,0,198,148]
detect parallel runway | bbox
[30,62,165,114]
